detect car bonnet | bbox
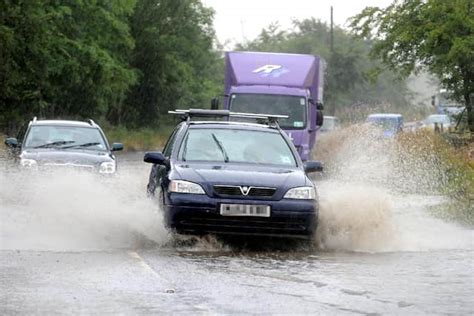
[20,149,113,166]
[173,162,308,190]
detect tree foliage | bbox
[124,0,220,126]
[236,18,410,119]
[0,0,221,131]
[350,0,474,131]
[0,0,138,130]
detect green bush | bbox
[104,126,173,151]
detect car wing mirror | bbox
[304,160,323,173]
[144,152,169,168]
[316,111,324,127]
[4,137,18,148]
[111,142,123,151]
[211,97,219,110]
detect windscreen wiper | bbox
[62,142,101,149]
[211,133,229,163]
[33,140,75,148]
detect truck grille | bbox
[213,185,276,197]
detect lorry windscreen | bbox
[230,94,307,129]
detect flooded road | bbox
[2,248,472,314]
[1,151,473,314]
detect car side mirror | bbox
[316,111,324,127]
[111,143,123,151]
[4,137,18,148]
[304,160,323,173]
[211,97,219,110]
[144,152,169,168]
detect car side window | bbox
[162,125,181,157]
[17,124,28,145]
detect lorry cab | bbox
[221,51,325,161]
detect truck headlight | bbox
[99,161,116,174]
[284,186,316,200]
[20,159,38,169]
[169,180,205,194]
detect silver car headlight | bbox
[284,186,316,200]
[99,161,116,174]
[20,158,38,169]
[169,180,205,194]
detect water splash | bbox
[316,182,396,252]
[315,125,448,193]
[313,127,473,252]
[0,166,169,251]
[167,234,230,252]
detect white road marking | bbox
[127,250,176,291]
[127,250,212,313]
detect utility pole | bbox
[330,6,334,53]
[329,6,335,115]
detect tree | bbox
[350,0,474,132]
[0,0,137,130]
[124,0,219,127]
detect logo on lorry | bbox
[252,64,289,78]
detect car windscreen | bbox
[178,128,297,166]
[230,94,306,129]
[425,115,450,124]
[24,125,107,150]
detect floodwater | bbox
[1,135,473,315]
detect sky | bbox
[201,0,393,47]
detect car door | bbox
[147,125,181,197]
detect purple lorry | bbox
[217,51,325,161]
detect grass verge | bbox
[104,126,172,151]
[395,130,473,225]
[428,200,474,226]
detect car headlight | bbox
[169,180,205,194]
[20,159,38,169]
[284,186,316,200]
[99,161,116,174]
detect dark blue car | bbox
[144,110,322,239]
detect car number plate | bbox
[220,204,270,217]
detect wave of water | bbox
[313,127,473,252]
[0,165,169,251]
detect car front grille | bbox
[176,216,312,238]
[213,185,276,198]
[41,163,96,172]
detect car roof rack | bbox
[87,119,95,126]
[168,109,288,127]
